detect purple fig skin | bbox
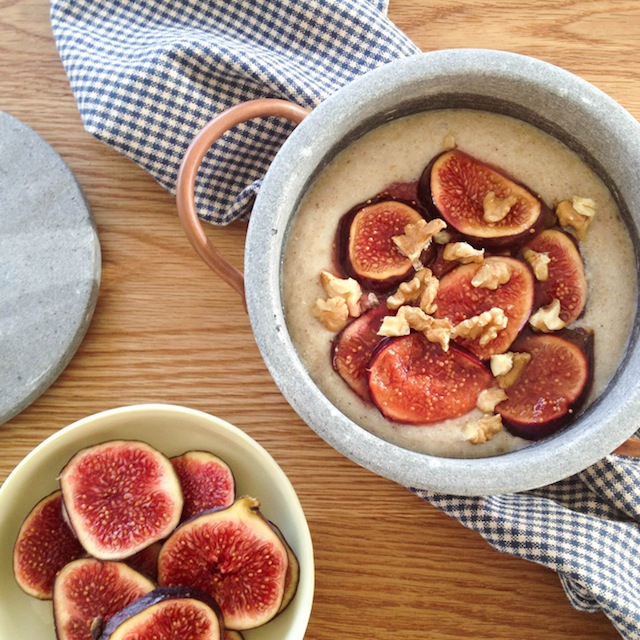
[98,586,223,640]
[59,440,184,561]
[13,490,85,600]
[267,520,300,615]
[417,150,556,250]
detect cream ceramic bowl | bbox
[177,49,640,496]
[0,404,314,639]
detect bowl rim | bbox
[245,48,640,496]
[0,403,314,639]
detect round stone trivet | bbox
[0,111,100,424]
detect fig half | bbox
[421,150,546,246]
[59,440,183,560]
[368,333,493,424]
[98,586,223,640]
[13,489,85,600]
[336,198,426,291]
[53,558,155,640]
[171,450,236,522]
[157,496,289,631]
[332,304,391,401]
[497,330,593,439]
[434,256,535,359]
[522,228,587,324]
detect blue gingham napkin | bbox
[50,1,640,636]
[414,449,640,638]
[50,0,419,224]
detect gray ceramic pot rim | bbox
[245,48,640,496]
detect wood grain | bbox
[2,0,638,637]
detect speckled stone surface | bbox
[246,49,640,495]
[0,111,100,424]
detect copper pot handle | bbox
[176,98,311,301]
[614,438,640,457]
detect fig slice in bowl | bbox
[522,228,588,324]
[434,256,535,359]
[368,332,493,424]
[13,490,85,600]
[59,440,183,560]
[332,304,392,401]
[337,198,426,291]
[420,149,548,246]
[157,495,290,631]
[497,330,593,440]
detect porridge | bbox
[282,109,636,458]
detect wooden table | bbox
[2,1,638,637]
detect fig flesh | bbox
[171,450,235,522]
[434,256,535,359]
[158,496,289,631]
[98,586,223,640]
[332,304,391,401]
[497,330,593,439]
[421,150,546,246]
[522,228,587,324]
[53,558,155,640]
[368,333,493,424]
[13,489,85,600]
[59,440,183,560]
[337,198,426,291]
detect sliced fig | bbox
[497,330,593,440]
[13,490,85,599]
[157,496,289,631]
[434,256,535,359]
[375,180,419,203]
[332,304,392,401]
[98,586,223,640]
[59,440,183,560]
[368,333,493,424]
[420,149,549,246]
[171,450,235,522]
[336,198,426,291]
[53,558,155,640]
[522,228,587,324]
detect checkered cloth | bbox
[414,449,640,638]
[50,1,640,636]
[49,0,419,224]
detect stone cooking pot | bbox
[176,49,640,496]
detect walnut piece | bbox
[312,296,349,332]
[464,414,503,444]
[523,249,551,281]
[529,299,566,333]
[556,196,596,240]
[490,351,532,389]
[452,308,508,347]
[476,387,508,413]
[442,241,484,264]
[471,260,512,290]
[387,268,439,313]
[482,191,518,223]
[433,229,452,245]
[319,270,362,317]
[392,218,447,263]
[378,305,453,352]
[442,133,457,150]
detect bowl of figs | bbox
[1,404,314,640]
[177,48,640,496]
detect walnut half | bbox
[556,196,596,240]
[452,307,508,347]
[464,414,503,444]
[529,299,566,333]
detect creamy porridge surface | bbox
[282,109,637,458]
